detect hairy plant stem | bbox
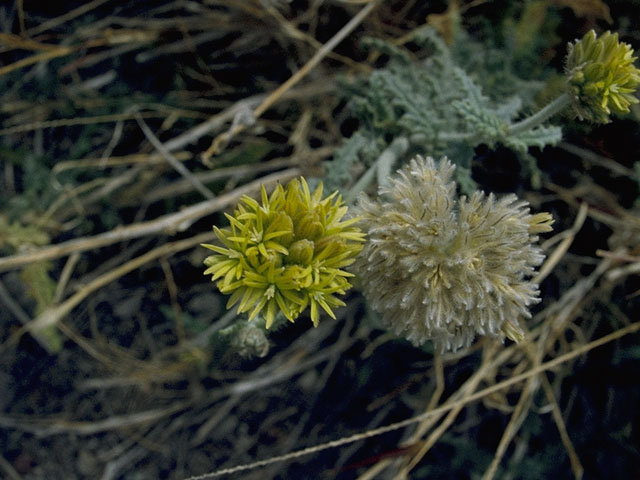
[435,93,571,145]
[507,93,571,136]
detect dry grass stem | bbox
[0,111,163,136]
[397,363,488,478]
[481,376,538,480]
[0,401,189,438]
[202,0,378,159]
[559,141,636,177]
[540,375,584,479]
[536,202,589,283]
[25,0,112,36]
[186,321,640,479]
[0,454,22,480]
[53,252,80,303]
[135,113,214,200]
[0,168,301,272]
[159,256,185,342]
[51,152,193,173]
[3,232,214,350]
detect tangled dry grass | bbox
[1,1,639,479]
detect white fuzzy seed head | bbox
[353,156,553,352]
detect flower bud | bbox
[565,30,640,123]
[287,239,315,265]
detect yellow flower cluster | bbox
[566,30,640,123]
[203,178,365,328]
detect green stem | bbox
[507,93,571,136]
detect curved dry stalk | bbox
[540,375,584,479]
[547,182,640,233]
[536,202,588,283]
[143,149,333,204]
[558,142,636,177]
[538,254,615,351]
[201,0,379,159]
[479,252,613,479]
[135,113,214,200]
[396,360,489,478]
[481,376,538,480]
[357,342,531,479]
[262,4,369,72]
[1,233,227,386]
[0,44,75,77]
[53,252,81,303]
[2,231,214,350]
[605,260,640,282]
[483,327,584,480]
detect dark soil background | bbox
[1,1,640,479]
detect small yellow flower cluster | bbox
[202,178,365,329]
[566,30,640,123]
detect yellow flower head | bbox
[565,30,640,123]
[202,178,365,329]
